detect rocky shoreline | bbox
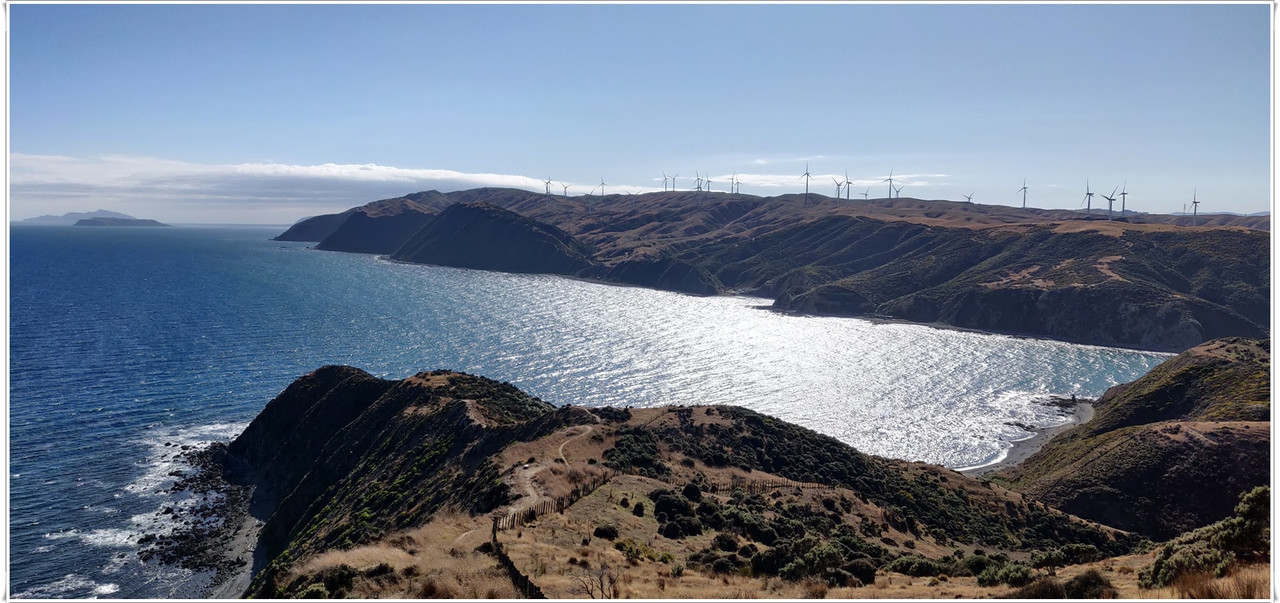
[961,397,1095,477]
[136,442,257,596]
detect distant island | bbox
[17,209,138,226]
[74,217,171,227]
[275,188,1269,353]
[146,336,1268,599]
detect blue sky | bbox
[9,3,1272,224]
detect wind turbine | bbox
[882,168,894,200]
[1099,185,1118,220]
[670,174,678,191]
[561,182,570,197]
[842,170,853,201]
[543,177,553,195]
[731,172,739,194]
[662,172,669,192]
[893,184,904,199]
[694,171,703,192]
[963,192,974,203]
[1018,178,1029,209]
[801,163,813,205]
[832,177,844,199]
[705,174,713,192]
[1191,188,1200,226]
[1082,180,1095,216]
[599,177,607,197]
[1118,183,1129,217]
[861,187,870,201]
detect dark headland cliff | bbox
[147,337,1268,598]
[276,189,1268,353]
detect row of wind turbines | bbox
[540,167,1207,225]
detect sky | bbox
[7,3,1273,224]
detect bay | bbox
[8,225,1170,597]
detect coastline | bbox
[961,400,1095,477]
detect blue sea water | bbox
[8,225,1171,598]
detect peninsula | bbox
[276,189,1268,353]
[74,217,171,227]
[146,337,1268,599]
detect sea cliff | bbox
[276,190,1268,352]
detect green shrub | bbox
[632,501,645,517]
[978,563,1033,587]
[1063,569,1116,598]
[887,555,944,577]
[295,583,329,599]
[1003,577,1064,598]
[1139,486,1270,588]
[593,524,619,540]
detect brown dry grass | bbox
[283,513,520,599]
[1140,563,1272,600]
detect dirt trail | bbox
[558,425,594,465]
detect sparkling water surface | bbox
[9,226,1170,597]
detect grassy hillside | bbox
[279,190,1269,352]
[994,338,1270,540]
[183,366,1144,599]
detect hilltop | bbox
[994,338,1270,540]
[275,189,1268,352]
[150,366,1150,599]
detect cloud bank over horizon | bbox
[10,154,959,224]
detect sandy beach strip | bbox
[961,401,1095,477]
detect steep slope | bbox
[180,366,1144,598]
[223,366,587,596]
[390,201,597,276]
[276,190,1269,351]
[995,338,1270,540]
[314,195,452,254]
[273,209,356,242]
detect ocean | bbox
[8,225,1171,598]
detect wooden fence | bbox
[492,469,618,533]
[487,541,547,599]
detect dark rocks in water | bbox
[391,201,596,276]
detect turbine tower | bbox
[832,177,844,199]
[544,177,553,195]
[893,184,903,199]
[801,163,813,205]
[561,182,570,197]
[842,170,853,201]
[662,172,669,192]
[1082,180,1094,216]
[963,192,974,203]
[599,177,607,197]
[1018,178,1029,209]
[1191,188,1200,226]
[1118,183,1129,217]
[1099,186,1118,220]
[882,168,894,200]
[670,174,678,191]
[861,187,870,201]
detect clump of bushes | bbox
[886,555,945,577]
[977,562,1033,587]
[593,524,619,540]
[1139,486,1269,588]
